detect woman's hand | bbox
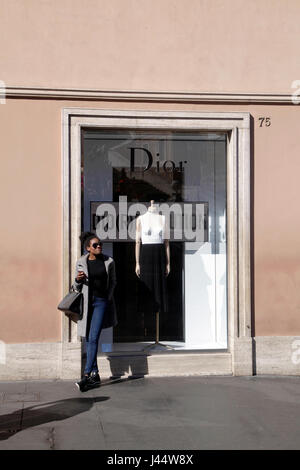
[135,264,140,277]
[76,271,86,282]
[166,263,170,276]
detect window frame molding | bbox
[62,108,252,375]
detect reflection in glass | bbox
[82,130,227,350]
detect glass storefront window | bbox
[82,129,227,351]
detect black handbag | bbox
[57,285,83,323]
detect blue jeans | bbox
[84,296,108,375]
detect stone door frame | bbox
[62,108,252,376]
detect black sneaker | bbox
[88,372,101,387]
[75,375,90,392]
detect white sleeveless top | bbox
[140,211,165,244]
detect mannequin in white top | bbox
[135,200,170,278]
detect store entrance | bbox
[82,129,227,350]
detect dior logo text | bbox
[129,147,187,173]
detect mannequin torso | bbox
[140,210,165,244]
[135,201,170,277]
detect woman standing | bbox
[73,231,117,392]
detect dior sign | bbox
[129,147,187,173]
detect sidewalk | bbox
[0,375,300,450]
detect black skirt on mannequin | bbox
[139,243,168,313]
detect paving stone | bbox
[3,392,40,403]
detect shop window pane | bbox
[82,130,227,351]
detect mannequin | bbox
[135,200,172,350]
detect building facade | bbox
[1,0,300,379]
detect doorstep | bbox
[96,351,232,378]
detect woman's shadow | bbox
[0,396,109,441]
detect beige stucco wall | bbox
[0,0,300,94]
[0,99,63,343]
[0,98,300,343]
[0,0,300,344]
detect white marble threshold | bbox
[99,341,228,354]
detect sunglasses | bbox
[91,242,102,248]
